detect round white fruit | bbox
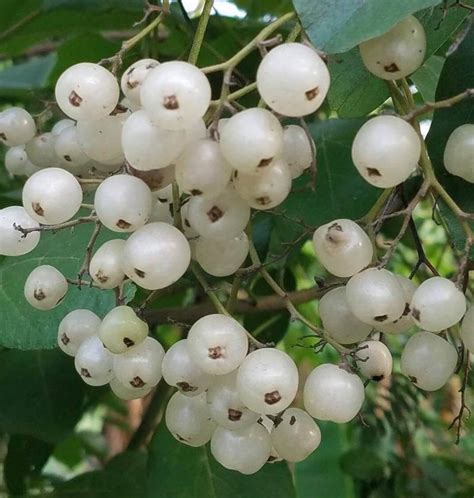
[89,239,126,289]
[352,115,421,188]
[257,43,330,117]
[109,377,153,400]
[24,265,68,310]
[0,206,40,256]
[282,124,314,179]
[0,107,36,146]
[5,145,29,176]
[443,124,474,183]
[122,222,191,290]
[355,340,393,381]
[121,58,159,106]
[401,331,458,391]
[25,133,59,168]
[74,335,114,386]
[410,277,466,332]
[236,348,299,415]
[359,16,426,80]
[22,168,83,224]
[57,309,101,356]
[460,306,474,351]
[304,363,365,423]
[54,125,89,170]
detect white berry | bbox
[219,108,283,173]
[271,408,321,462]
[89,239,126,289]
[161,339,213,396]
[141,61,211,130]
[74,335,114,386]
[236,348,298,415]
[304,363,364,423]
[352,116,421,188]
[401,331,458,391]
[122,222,191,290]
[282,124,314,179]
[165,391,216,447]
[460,306,474,351]
[24,265,68,310]
[55,63,119,120]
[57,309,101,356]
[25,133,59,168]
[98,305,149,354]
[5,145,29,176]
[355,340,393,381]
[410,277,466,332]
[0,206,40,256]
[109,377,153,400]
[121,59,159,106]
[318,287,372,345]
[359,16,426,80]
[443,124,474,183]
[0,107,36,146]
[257,43,330,117]
[312,219,373,277]
[54,125,89,171]
[22,167,83,224]
[211,423,272,474]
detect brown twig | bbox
[77,221,102,284]
[449,349,471,444]
[14,215,98,237]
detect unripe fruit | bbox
[122,110,185,171]
[211,423,272,474]
[256,43,330,117]
[282,124,314,179]
[54,125,89,171]
[175,138,232,197]
[233,158,292,210]
[5,145,29,176]
[237,348,299,415]
[195,232,249,277]
[94,174,153,232]
[304,363,364,423]
[74,335,114,386]
[355,340,393,381]
[346,268,406,326]
[375,275,416,334]
[98,305,149,354]
[161,339,213,396]
[122,222,191,290]
[109,377,153,400]
[141,61,211,130]
[271,408,321,462]
[57,309,101,356]
[206,372,259,431]
[89,239,126,289]
[121,59,159,107]
[0,107,36,146]
[24,265,68,310]
[352,116,421,188]
[312,219,373,277]
[219,108,283,173]
[113,337,165,388]
[410,277,466,332]
[318,287,372,344]
[76,112,127,164]
[460,306,474,351]
[25,133,59,168]
[0,206,40,256]
[443,124,474,183]
[165,391,216,447]
[401,331,458,391]
[55,63,119,120]
[187,186,250,240]
[359,16,426,80]
[22,168,83,224]
[187,314,249,375]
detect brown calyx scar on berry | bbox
[366,167,382,177]
[305,86,319,101]
[69,90,83,107]
[80,368,91,378]
[32,202,44,217]
[60,333,70,345]
[374,314,388,322]
[384,62,400,73]
[264,390,282,405]
[0,132,7,141]
[163,95,179,110]
[116,219,132,229]
[256,196,271,206]
[134,268,146,278]
[123,337,135,348]
[207,205,224,222]
[228,408,242,421]
[289,415,296,425]
[412,308,420,320]
[258,157,273,167]
[190,189,203,196]
[176,381,198,392]
[208,346,224,359]
[95,270,108,283]
[34,288,46,301]
[130,376,145,388]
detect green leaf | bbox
[271,119,379,256]
[293,0,441,54]
[426,26,474,255]
[0,54,56,94]
[0,221,129,350]
[52,451,147,498]
[48,33,119,85]
[411,55,445,103]
[340,447,386,480]
[4,435,53,495]
[147,422,296,498]
[295,422,355,498]
[326,4,471,117]
[42,0,143,10]
[0,349,86,442]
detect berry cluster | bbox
[0,14,473,475]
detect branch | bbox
[14,215,98,237]
[187,0,214,65]
[77,221,102,284]
[449,348,471,444]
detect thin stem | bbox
[14,215,98,236]
[187,0,214,65]
[77,221,102,282]
[191,262,229,316]
[201,12,295,73]
[172,182,182,229]
[0,9,41,41]
[210,82,257,106]
[226,274,242,312]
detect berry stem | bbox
[14,215,98,236]
[187,0,215,65]
[191,261,229,316]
